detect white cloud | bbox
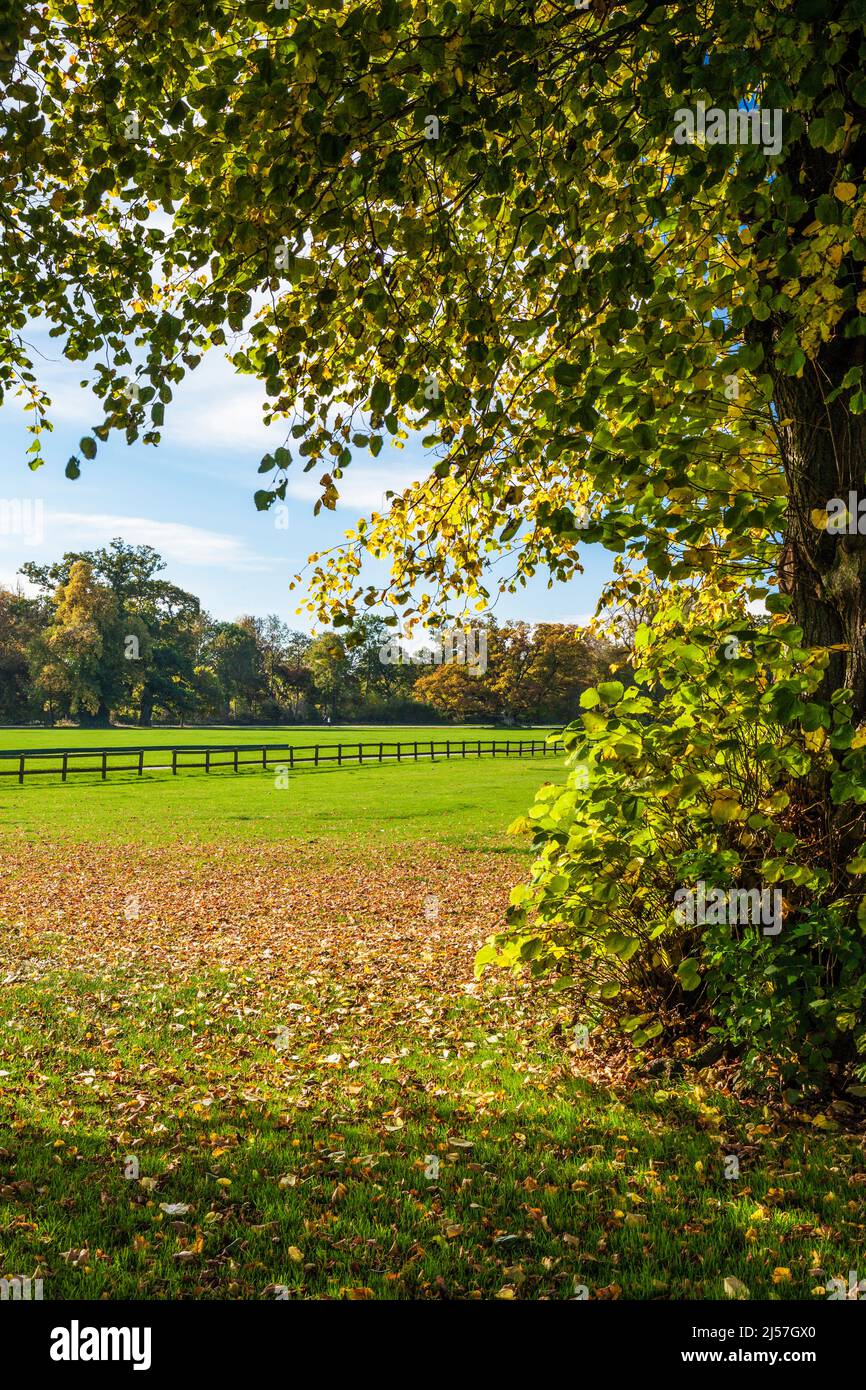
[161,358,278,452]
[8,330,429,511]
[0,569,40,596]
[44,512,277,572]
[5,339,279,452]
[284,464,421,514]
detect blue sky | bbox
[0,330,612,629]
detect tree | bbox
[412,619,618,720]
[497,623,620,723]
[305,633,351,722]
[31,560,133,724]
[413,656,499,721]
[22,540,202,725]
[203,622,264,718]
[8,1,865,704]
[0,586,44,721]
[7,1,866,1081]
[235,614,313,718]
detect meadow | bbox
[0,726,863,1300]
[0,724,557,846]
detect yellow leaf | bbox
[772,1267,792,1284]
[288,1246,303,1263]
[723,1276,750,1299]
[834,182,856,203]
[711,797,745,825]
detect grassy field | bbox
[1,727,862,1300]
[0,722,553,752]
[0,725,560,847]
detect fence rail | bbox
[0,737,565,784]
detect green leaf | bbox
[677,959,701,992]
[597,680,624,706]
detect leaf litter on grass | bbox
[0,838,864,1300]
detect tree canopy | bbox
[5,0,866,684]
[6,0,866,1086]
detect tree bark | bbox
[772,351,866,720]
[139,686,154,727]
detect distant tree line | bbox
[0,540,621,727]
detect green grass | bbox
[0,746,562,847]
[0,722,536,745]
[2,956,860,1301]
[1,726,859,1301]
[0,722,552,752]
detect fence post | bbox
[234,747,239,773]
[314,745,319,767]
[262,746,267,768]
[359,743,363,764]
[289,746,294,771]
[337,744,342,765]
[138,750,144,776]
[205,749,210,774]
[397,742,401,762]
[379,742,383,763]
[18,755,24,785]
[172,750,177,776]
[62,753,68,783]
[414,741,418,761]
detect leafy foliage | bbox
[6,1,866,1087]
[481,574,866,1089]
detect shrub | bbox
[478,581,866,1092]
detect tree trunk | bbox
[753,109,866,723]
[139,686,154,727]
[80,698,111,728]
[771,343,866,722]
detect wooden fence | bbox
[0,737,565,784]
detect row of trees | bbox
[0,540,618,727]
